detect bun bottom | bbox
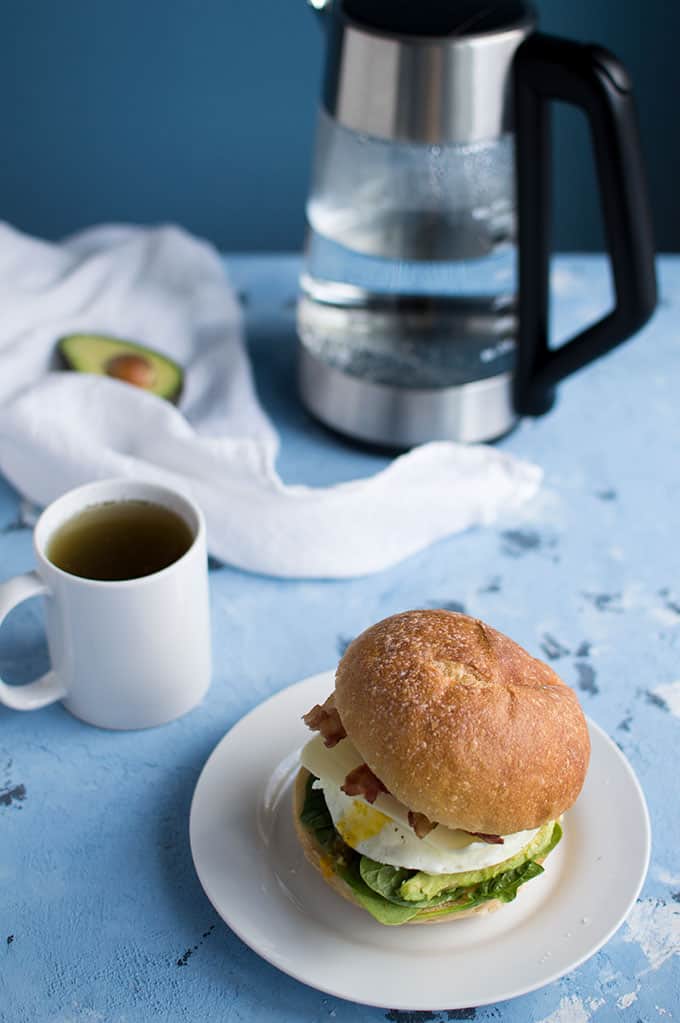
[292,769,504,926]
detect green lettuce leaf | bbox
[359,859,413,900]
[336,862,421,925]
[359,857,453,909]
[475,858,545,903]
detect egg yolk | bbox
[336,800,391,848]
[318,854,335,880]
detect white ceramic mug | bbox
[0,479,211,729]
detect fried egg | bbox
[301,734,540,874]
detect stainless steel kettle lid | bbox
[340,0,532,38]
[322,0,535,144]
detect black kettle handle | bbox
[513,34,657,416]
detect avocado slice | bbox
[398,821,561,903]
[58,334,183,403]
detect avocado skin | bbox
[399,821,557,902]
[58,334,183,403]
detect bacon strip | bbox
[302,693,347,748]
[341,764,388,804]
[408,810,438,839]
[464,831,504,845]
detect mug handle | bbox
[513,34,658,415]
[0,572,68,711]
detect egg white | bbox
[317,779,539,874]
[301,735,540,874]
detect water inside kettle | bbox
[298,114,517,389]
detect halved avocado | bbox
[58,334,183,403]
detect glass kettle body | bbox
[297,0,657,447]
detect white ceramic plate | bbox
[190,671,651,1011]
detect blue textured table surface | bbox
[2,254,679,1023]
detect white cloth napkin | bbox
[0,222,541,578]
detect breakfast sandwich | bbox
[294,610,590,925]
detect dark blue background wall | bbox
[0,1,677,252]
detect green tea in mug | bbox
[47,500,194,581]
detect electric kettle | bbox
[297,0,657,446]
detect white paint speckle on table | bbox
[650,607,680,627]
[617,989,639,1009]
[652,681,680,717]
[624,899,680,972]
[657,868,680,886]
[535,995,605,1023]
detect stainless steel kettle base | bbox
[297,343,517,447]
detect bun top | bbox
[334,610,590,835]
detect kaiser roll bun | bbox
[334,610,590,835]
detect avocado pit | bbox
[106,353,156,389]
